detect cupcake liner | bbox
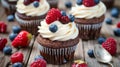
[77,22,103,40]
[1,0,16,15]
[15,13,42,35]
[38,44,77,64]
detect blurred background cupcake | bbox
[101,0,115,9]
[15,0,50,35]
[70,0,106,40]
[47,0,58,8]
[37,8,79,64]
[1,0,18,15]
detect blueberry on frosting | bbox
[49,24,58,33]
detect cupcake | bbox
[37,8,79,64]
[101,0,115,8]
[47,0,58,8]
[15,0,50,35]
[70,0,106,40]
[1,0,18,15]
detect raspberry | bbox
[46,8,62,24]
[30,59,46,67]
[0,38,7,50]
[117,22,120,28]
[60,16,70,24]
[102,37,117,55]
[10,52,24,64]
[83,0,95,7]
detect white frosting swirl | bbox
[38,20,79,41]
[16,0,50,16]
[70,2,106,19]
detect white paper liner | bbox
[38,44,77,56]
[77,22,102,30]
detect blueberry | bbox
[68,14,75,22]
[3,46,12,55]
[114,28,120,36]
[76,0,83,5]
[13,62,23,67]
[33,1,39,8]
[49,24,58,33]
[61,11,66,16]
[34,55,43,60]
[9,33,17,41]
[12,26,21,33]
[97,37,106,44]
[7,15,14,22]
[105,18,112,24]
[65,1,72,8]
[87,49,94,57]
[111,8,119,18]
[94,0,100,4]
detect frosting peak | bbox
[70,2,106,19]
[38,20,79,41]
[16,0,50,16]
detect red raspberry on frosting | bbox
[83,0,96,7]
[60,16,70,24]
[46,8,62,24]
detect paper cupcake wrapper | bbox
[15,13,42,35]
[77,23,103,40]
[1,0,16,14]
[38,44,77,64]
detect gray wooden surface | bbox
[0,0,120,67]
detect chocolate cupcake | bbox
[101,0,115,8]
[1,0,18,15]
[37,8,79,64]
[70,0,106,40]
[47,0,58,8]
[15,0,50,35]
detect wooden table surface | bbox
[0,0,120,67]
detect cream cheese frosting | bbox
[16,0,50,16]
[38,20,79,41]
[70,2,106,19]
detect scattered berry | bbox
[68,14,75,22]
[12,31,32,48]
[76,0,83,5]
[97,37,106,44]
[87,49,94,57]
[24,0,31,5]
[12,26,21,33]
[60,16,70,24]
[61,11,66,16]
[94,0,100,4]
[105,18,112,24]
[111,8,119,18]
[114,28,120,36]
[3,46,12,55]
[12,62,23,67]
[72,60,88,67]
[33,1,39,8]
[9,33,17,41]
[34,55,43,60]
[0,38,7,51]
[30,59,46,67]
[0,23,7,33]
[102,37,117,55]
[49,24,58,33]
[65,1,72,8]
[7,15,14,22]
[117,22,120,28]
[46,8,62,24]
[83,0,95,7]
[11,52,24,64]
